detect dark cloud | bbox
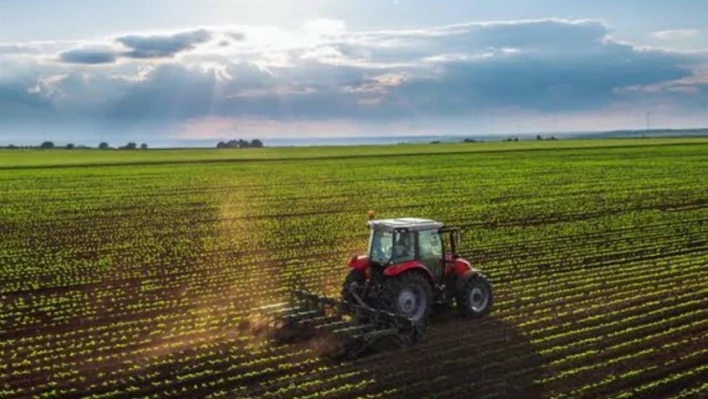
[59,47,118,64]
[385,42,701,115]
[54,29,221,65]
[0,78,54,121]
[117,29,212,59]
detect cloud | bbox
[117,29,213,59]
[0,44,41,55]
[59,46,118,64]
[0,41,71,56]
[652,29,702,40]
[54,28,243,65]
[1,18,707,142]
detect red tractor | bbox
[341,216,493,325]
[254,215,493,358]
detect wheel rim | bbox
[469,285,489,313]
[396,286,426,321]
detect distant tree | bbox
[550,135,557,141]
[463,138,477,143]
[65,143,75,149]
[124,142,137,150]
[99,142,110,150]
[513,137,519,142]
[219,138,264,149]
[40,141,54,149]
[140,143,148,149]
[429,140,441,144]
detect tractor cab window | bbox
[419,230,442,258]
[369,231,393,264]
[393,231,415,263]
[369,230,416,265]
[419,229,443,277]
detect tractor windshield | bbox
[368,231,393,264]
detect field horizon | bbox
[2,136,707,169]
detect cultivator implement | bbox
[251,289,424,359]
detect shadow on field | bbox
[242,305,545,399]
[335,308,544,399]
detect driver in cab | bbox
[394,232,414,262]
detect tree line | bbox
[0,142,149,150]
[216,139,264,149]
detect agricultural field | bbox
[1,138,707,399]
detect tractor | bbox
[251,214,493,358]
[341,216,493,325]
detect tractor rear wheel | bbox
[381,272,433,325]
[456,273,493,318]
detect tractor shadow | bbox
[342,307,544,399]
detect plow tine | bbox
[267,306,308,316]
[298,315,342,327]
[331,323,377,335]
[315,320,351,331]
[280,310,323,321]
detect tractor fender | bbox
[453,258,474,276]
[383,261,435,285]
[347,255,370,271]
[454,270,486,294]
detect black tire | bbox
[381,272,433,325]
[456,273,493,318]
[341,269,366,304]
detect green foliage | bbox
[0,138,705,398]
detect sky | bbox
[1,0,707,146]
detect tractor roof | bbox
[367,218,444,232]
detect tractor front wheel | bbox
[457,274,493,318]
[381,272,433,325]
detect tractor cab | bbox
[366,218,459,280]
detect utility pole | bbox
[553,113,558,132]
